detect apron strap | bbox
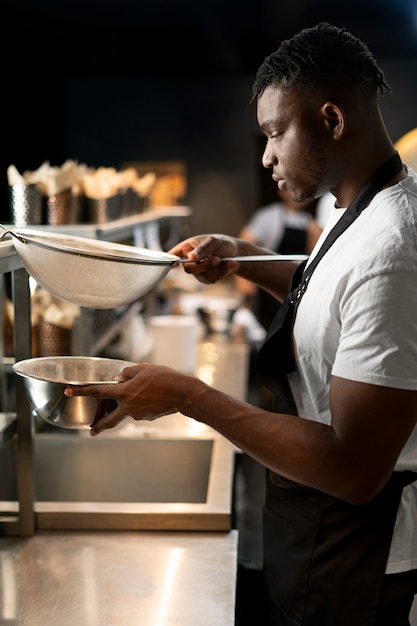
[290,151,403,305]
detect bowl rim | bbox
[12,355,136,385]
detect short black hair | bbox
[252,22,390,101]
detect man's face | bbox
[257,84,328,203]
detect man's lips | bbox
[272,174,285,190]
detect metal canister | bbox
[47,188,80,225]
[9,183,43,226]
[88,194,120,224]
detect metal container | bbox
[88,194,121,224]
[47,188,80,225]
[9,183,43,226]
[38,320,73,356]
[13,356,135,429]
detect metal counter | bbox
[0,529,238,625]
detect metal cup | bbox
[88,194,120,224]
[47,188,80,225]
[9,183,43,226]
[38,320,73,357]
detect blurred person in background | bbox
[236,188,322,329]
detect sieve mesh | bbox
[1,227,176,308]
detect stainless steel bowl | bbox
[13,356,135,429]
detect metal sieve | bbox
[0,225,184,308]
[0,225,307,309]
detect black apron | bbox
[256,153,417,625]
[257,225,308,330]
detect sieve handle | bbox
[0,224,12,241]
[0,225,26,243]
[176,254,308,263]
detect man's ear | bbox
[321,101,346,140]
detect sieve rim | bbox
[7,227,180,266]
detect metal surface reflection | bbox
[155,548,183,626]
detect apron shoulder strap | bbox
[291,151,404,304]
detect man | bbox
[66,23,417,625]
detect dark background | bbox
[3,0,417,234]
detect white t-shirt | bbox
[288,167,417,574]
[243,202,312,250]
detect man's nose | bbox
[262,142,276,168]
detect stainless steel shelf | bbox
[2,206,192,242]
[0,241,23,274]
